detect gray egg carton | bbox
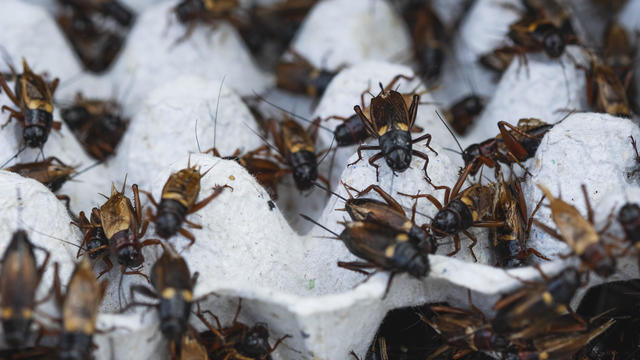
[0,0,639,359]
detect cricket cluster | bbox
[0,0,638,359]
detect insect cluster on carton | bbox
[0,0,639,359]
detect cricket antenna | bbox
[243,122,281,154]
[436,110,464,153]
[0,146,26,168]
[195,117,202,153]
[69,160,104,181]
[57,69,86,91]
[555,108,578,124]
[38,147,46,162]
[299,214,341,238]
[313,182,348,202]
[209,76,226,154]
[22,224,85,251]
[443,147,463,155]
[316,136,335,166]
[252,92,334,133]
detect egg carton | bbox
[0,0,638,359]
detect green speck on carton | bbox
[308,279,316,290]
